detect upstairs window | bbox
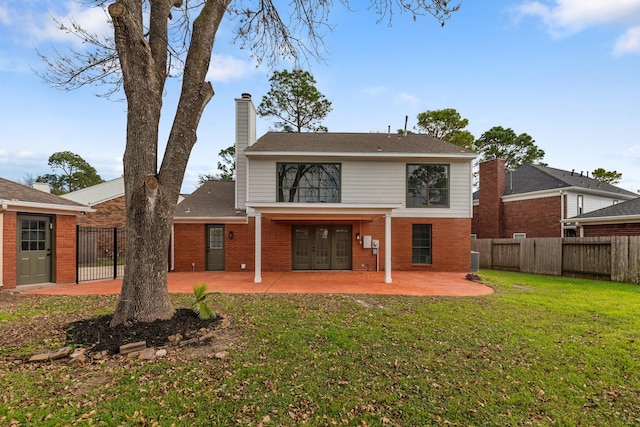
[407,164,449,207]
[277,163,341,203]
[577,194,584,215]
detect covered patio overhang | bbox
[246,203,401,284]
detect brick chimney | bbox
[235,93,256,211]
[477,158,505,239]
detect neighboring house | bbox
[63,176,187,228]
[0,177,91,289]
[472,158,638,239]
[562,196,640,237]
[172,93,477,283]
[62,176,126,227]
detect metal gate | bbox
[76,226,126,282]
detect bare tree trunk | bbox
[108,0,229,326]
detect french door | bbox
[292,225,352,270]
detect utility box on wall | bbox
[363,235,372,249]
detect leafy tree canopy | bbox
[257,69,332,132]
[475,126,546,171]
[415,108,475,150]
[592,168,622,185]
[39,151,103,194]
[197,146,235,185]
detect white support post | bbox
[254,213,262,283]
[385,213,392,284]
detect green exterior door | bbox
[17,215,52,285]
[292,225,352,270]
[206,225,225,271]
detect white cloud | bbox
[28,2,112,46]
[206,54,257,82]
[393,93,420,108]
[614,26,640,54]
[361,85,386,96]
[627,144,640,158]
[0,5,11,25]
[514,0,640,54]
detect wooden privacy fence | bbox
[471,237,640,285]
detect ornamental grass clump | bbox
[191,283,216,320]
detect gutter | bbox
[0,199,94,214]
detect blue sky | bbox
[1,1,640,194]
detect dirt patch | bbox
[65,308,223,355]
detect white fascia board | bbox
[247,202,400,212]
[172,216,249,224]
[61,177,125,205]
[0,199,94,214]
[245,151,477,161]
[246,203,401,220]
[561,215,640,225]
[501,186,637,203]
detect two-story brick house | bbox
[473,158,638,239]
[172,94,477,283]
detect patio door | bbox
[17,215,53,285]
[206,225,225,271]
[292,225,352,270]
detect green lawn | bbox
[1,270,639,426]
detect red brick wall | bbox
[582,223,640,237]
[502,196,564,238]
[77,196,126,227]
[173,223,206,271]
[2,211,17,289]
[477,159,505,239]
[173,216,471,273]
[391,218,471,271]
[55,215,77,284]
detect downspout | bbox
[0,202,6,288]
[560,190,565,237]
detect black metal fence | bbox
[76,226,126,282]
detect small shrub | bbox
[191,283,216,320]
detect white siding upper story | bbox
[565,190,624,218]
[246,157,474,218]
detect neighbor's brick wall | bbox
[2,211,17,289]
[77,196,126,227]
[55,214,77,284]
[502,196,564,238]
[581,223,640,237]
[477,159,505,239]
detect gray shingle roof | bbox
[573,196,640,219]
[245,132,476,155]
[503,164,637,197]
[174,180,245,218]
[0,177,86,207]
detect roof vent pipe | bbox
[403,115,408,137]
